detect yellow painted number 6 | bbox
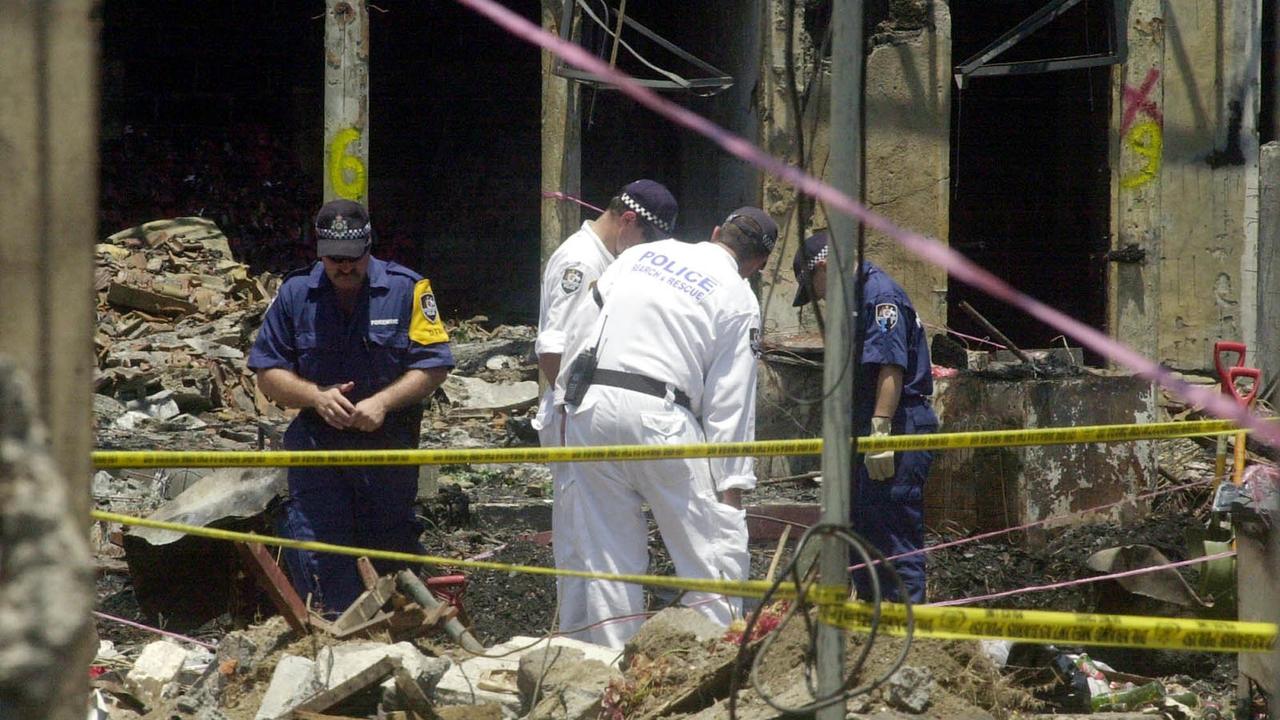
[328,127,367,200]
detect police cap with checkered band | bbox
[792,231,831,307]
[314,199,374,258]
[618,179,678,238]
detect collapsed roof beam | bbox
[954,0,1128,88]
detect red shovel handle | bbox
[1226,366,1261,406]
[1214,341,1247,392]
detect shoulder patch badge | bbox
[410,279,449,345]
[420,290,438,322]
[561,266,584,294]
[875,303,899,332]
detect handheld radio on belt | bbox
[563,315,608,406]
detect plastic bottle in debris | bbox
[1091,680,1166,712]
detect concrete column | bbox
[0,1,98,717]
[1110,0,1164,363]
[540,0,582,268]
[1151,0,1259,369]
[1258,142,1280,404]
[758,0,812,335]
[758,1,952,336]
[1241,0,1264,362]
[862,2,952,330]
[323,0,370,205]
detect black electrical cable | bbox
[726,523,915,717]
[786,0,811,231]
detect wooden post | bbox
[324,0,371,205]
[540,0,582,268]
[0,1,98,718]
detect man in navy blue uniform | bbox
[793,232,937,603]
[249,199,454,615]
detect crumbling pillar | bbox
[0,360,95,717]
[0,2,98,717]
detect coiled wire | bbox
[729,522,915,717]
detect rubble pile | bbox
[93,217,279,453]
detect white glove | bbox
[864,416,895,481]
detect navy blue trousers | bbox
[278,465,422,616]
[852,409,935,604]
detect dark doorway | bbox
[948,0,1113,363]
[100,0,541,321]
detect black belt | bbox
[591,369,692,412]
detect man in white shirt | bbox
[555,207,778,647]
[534,179,678,446]
[534,180,677,640]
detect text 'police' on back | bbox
[630,250,721,301]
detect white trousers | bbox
[555,385,748,648]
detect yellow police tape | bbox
[92,419,1239,468]
[92,509,1276,652]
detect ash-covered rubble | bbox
[86,219,1243,719]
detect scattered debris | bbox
[85,221,1263,718]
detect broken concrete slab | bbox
[125,467,284,547]
[254,655,320,720]
[126,640,190,706]
[436,704,505,720]
[442,375,539,412]
[625,608,727,668]
[313,641,451,711]
[107,281,198,316]
[518,646,621,720]
[451,337,536,375]
[124,389,181,420]
[435,636,621,711]
[293,655,399,715]
[885,666,935,713]
[121,468,286,629]
[1086,544,1210,608]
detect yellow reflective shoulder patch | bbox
[410,279,449,345]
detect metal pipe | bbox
[959,300,1034,364]
[396,571,487,655]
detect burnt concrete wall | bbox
[756,357,1158,536]
[928,373,1158,536]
